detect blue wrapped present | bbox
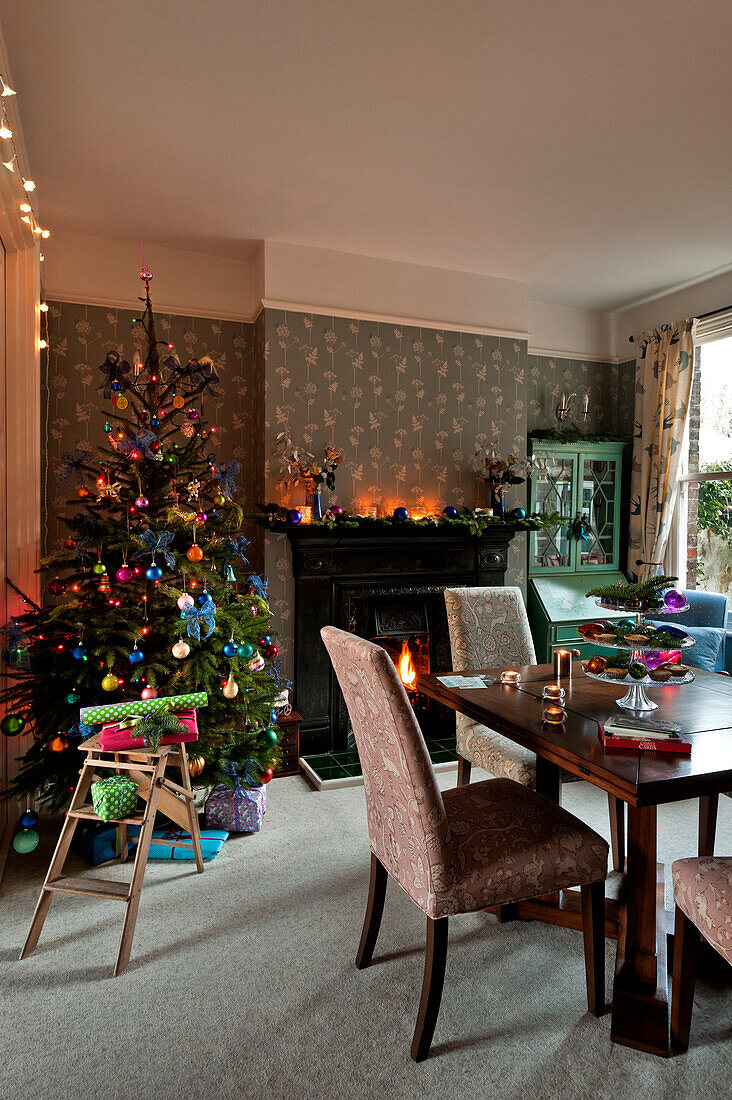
[126,826,228,860]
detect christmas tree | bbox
[1,263,284,810]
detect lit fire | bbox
[398,640,417,689]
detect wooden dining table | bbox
[417,662,732,1057]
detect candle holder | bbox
[500,670,521,686]
[542,684,565,703]
[553,649,579,679]
[542,705,566,725]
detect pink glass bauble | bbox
[135,496,149,509]
[116,565,134,583]
[250,604,258,616]
[643,651,663,671]
[177,593,195,610]
[141,686,158,700]
[663,589,686,611]
[195,512,207,524]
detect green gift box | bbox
[90,775,139,822]
[80,691,208,726]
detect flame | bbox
[398,640,417,689]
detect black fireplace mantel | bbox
[281,522,529,755]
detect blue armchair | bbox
[649,588,728,672]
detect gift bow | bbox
[222,759,261,789]
[210,459,240,497]
[223,535,250,565]
[98,350,132,399]
[180,593,217,640]
[114,427,161,462]
[57,446,93,487]
[132,528,176,568]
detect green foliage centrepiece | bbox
[585,575,678,606]
[2,276,284,810]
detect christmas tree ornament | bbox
[111,380,122,392]
[663,589,687,611]
[146,564,163,581]
[177,593,194,609]
[628,662,648,681]
[330,505,344,517]
[248,653,266,673]
[214,493,226,506]
[116,563,134,583]
[13,829,39,854]
[260,767,274,784]
[49,734,69,751]
[287,509,302,525]
[223,640,238,658]
[261,727,278,748]
[260,635,271,646]
[223,671,239,698]
[237,642,254,659]
[46,577,66,597]
[172,638,191,659]
[72,644,87,660]
[64,537,77,550]
[128,643,144,664]
[103,422,112,433]
[186,408,198,421]
[262,643,278,660]
[150,416,160,427]
[393,506,409,520]
[511,507,527,520]
[76,486,90,499]
[442,506,458,518]
[224,564,237,583]
[194,512,207,524]
[135,496,149,509]
[187,544,203,562]
[115,395,129,410]
[141,685,158,700]
[20,810,39,829]
[101,673,119,692]
[181,423,195,439]
[250,604,258,616]
[98,574,112,594]
[92,562,107,575]
[65,691,80,705]
[173,394,185,409]
[188,754,205,778]
[1,713,25,736]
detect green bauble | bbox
[13,829,40,854]
[92,563,107,575]
[237,643,254,659]
[261,728,278,748]
[214,494,226,506]
[1,713,25,736]
[628,662,647,681]
[103,423,112,433]
[65,692,80,705]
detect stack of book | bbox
[598,715,691,754]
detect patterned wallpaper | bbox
[42,300,259,561]
[527,354,635,434]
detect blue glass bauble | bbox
[288,509,302,525]
[393,506,409,521]
[20,810,39,829]
[442,506,458,519]
[237,643,255,659]
[260,635,271,645]
[510,507,527,519]
[150,416,160,427]
[65,691,80,705]
[72,645,87,660]
[111,380,122,392]
[661,625,687,640]
[223,642,238,658]
[146,565,163,581]
[128,649,144,664]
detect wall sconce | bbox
[555,392,591,427]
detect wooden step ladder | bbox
[20,732,204,975]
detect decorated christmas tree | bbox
[1,263,284,810]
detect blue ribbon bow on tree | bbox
[250,574,268,599]
[210,459,240,498]
[1,618,31,669]
[222,536,250,566]
[133,529,176,569]
[98,350,132,399]
[67,721,95,739]
[222,759,261,790]
[180,593,217,640]
[114,428,161,462]
[57,446,93,487]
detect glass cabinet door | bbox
[530,453,576,571]
[576,455,620,569]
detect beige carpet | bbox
[1,771,730,1100]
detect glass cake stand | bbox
[579,595,695,712]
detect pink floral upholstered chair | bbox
[444,586,626,872]
[321,625,609,1061]
[671,855,732,1048]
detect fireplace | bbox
[280,522,527,754]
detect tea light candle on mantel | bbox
[542,706,566,725]
[542,683,565,703]
[500,670,520,686]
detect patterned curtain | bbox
[629,319,696,581]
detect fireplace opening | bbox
[374,633,431,717]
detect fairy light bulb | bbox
[0,77,17,97]
[41,229,50,239]
[0,117,12,139]
[2,158,15,172]
[19,202,31,213]
[39,302,48,312]
[38,339,48,350]
[22,177,35,191]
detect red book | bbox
[598,722,691,755]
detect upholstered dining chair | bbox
[444,586,626,872]
[671,856,732,1048]
[321,625,609,1062]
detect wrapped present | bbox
[126,825,228,861]
[205,779,267,833]
[90,775,139,822]
[72,822,136,866]
[80,691,208,726]
[99,708,199,751]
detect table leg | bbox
[611,804,669,1056]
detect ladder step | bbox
[46,876,130,901]
[68,806,146,825]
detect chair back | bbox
[444,585,536,670]
[321,626,451,915]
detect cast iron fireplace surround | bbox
[282,524,526,754]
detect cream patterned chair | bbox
[321,625,608,1061]
[444,586,625,871]
[671,856,732,1048]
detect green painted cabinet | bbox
[526,439,628,662]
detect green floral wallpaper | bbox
[42,301,258,559]
[527,354,635,434]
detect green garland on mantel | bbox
[529,425,630,444]
[253,506,565,536]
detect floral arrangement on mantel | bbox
[476,450,534,518]
[275,434,345,491]
[256,504,562,536]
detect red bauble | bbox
[76,487,90,499]
[64,537,77,550]
[141,686,158,700]
[262,643,278,660]
[46,577,66,597]
[260,768,274,784]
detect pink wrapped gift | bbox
[98,708,199,751]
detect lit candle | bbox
[582,393,590,416]
[542,683,565,703]
[553,649,572,679]
[500,670,520,686]
[542,706,566,724]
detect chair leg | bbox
[411,916,449,1062]
[671,906,700,1049]
[580,880,605,1016]
[698,793,718,857]
[356,853,388,969]
[456,754,472,786]
[608,794,625,873]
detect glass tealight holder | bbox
[500,670,521,686]
[542,705,566,725]
[542,684,565,704]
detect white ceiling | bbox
[2,0,732,311]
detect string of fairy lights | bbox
[0,71,51,350]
